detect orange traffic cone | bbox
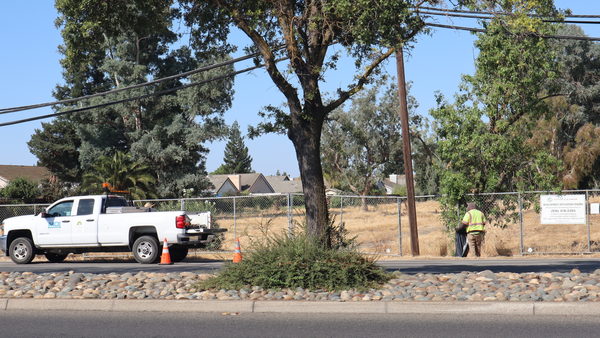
[159,238,173,265]
[233,238,242,263]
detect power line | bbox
[0,59,287,127]
[0,48,285,116]
[425,22,484,34]
[419,10,600,24]
[4,6,599,126]
[418,6,600,19]
[425,22,600,41]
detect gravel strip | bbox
[1,268,600,302]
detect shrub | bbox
[1,176,40,199]
[392,185,407,196]
[200,232,391,291]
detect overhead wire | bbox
[3,7,600,127]
[418,6,600,19]
[425,22,600,41]
[418,10,600,24]
[418,6,600,41]
[0,58,288,127]
[0,45,285,115]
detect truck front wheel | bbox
[9,237,35,264]
[133,236,160,264]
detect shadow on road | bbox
[381,258,600,274]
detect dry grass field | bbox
[208,196,600,259]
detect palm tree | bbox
[82,151,156,200]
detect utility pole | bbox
[395,47,420,256]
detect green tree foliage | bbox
[0,177,40,199]
[81,151,156,200]
[27,116,82,183]
[38,178,82,202]
[29,0,234,197]
[431,2,564,227]
[530,24,600,189]
[210,165,231,175]
[411,119,441,196]
[321,79,424,210]
[214,121,253,174]
[182,0,429,238]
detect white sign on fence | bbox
[540,194,586,224]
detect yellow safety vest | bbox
[462,209,486,233]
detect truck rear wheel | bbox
[45,253,68,263]
[133,236,160,264]
[9,237,35,264]
[169,247,188,262]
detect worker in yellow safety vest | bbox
[456,202,486,257]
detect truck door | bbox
[37,200,74,245]
[71,198,99,245]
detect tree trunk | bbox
[361,180,370,212]
[361,197,368,212]
[288,107,328,240]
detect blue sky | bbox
[1,1,598,179]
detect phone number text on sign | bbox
[540,195,586,225]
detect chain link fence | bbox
[3,190,600,259]
[0,203,49,224]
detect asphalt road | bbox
[0,257,599,274]
[0,311,599,338]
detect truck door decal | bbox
[75,221,84,232]
[48,221,61,229]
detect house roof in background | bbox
[265,175,303,193]
[208,173,276,194]
[0,165,49,184]
[238,173,263,191]
[207,175,229,192]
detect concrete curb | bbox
[2,299,600,316]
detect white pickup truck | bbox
[0,194,225,264]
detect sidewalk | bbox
[2,298,600,316]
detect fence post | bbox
[457,202,460,227]
[398,197,402,257]
[287,194,294,238]
[287,194,290,236]
[340,196,344,232]
[181,199,185,212]
[290,194,294,229]
[587,190,591,253]
[233,197,237,241]
[519,192,523,256]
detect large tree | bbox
[212,121,253,174]
[182,0,430,238]
[30,0,234,197]
[27,116,81,183]
[532,24,600,189]
[432,1,563,226]
[321,79,422,211]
